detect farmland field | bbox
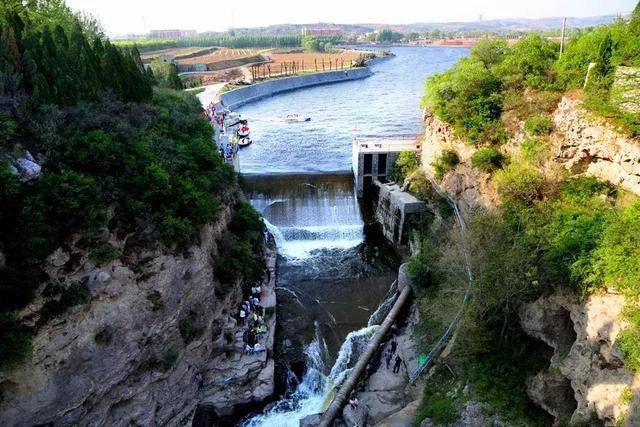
[267,50,362,71]
[178,48,263,65]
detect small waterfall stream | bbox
[241,325,379,427]
[242,173,398,425]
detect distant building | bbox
[149,29,197,39]
[301,27,342,37]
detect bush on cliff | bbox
[432,149,460,180]
[423,59,504,145]
[471,147,506,172]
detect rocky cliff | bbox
[0,208,276,426]
[416,96,640,425]
[553,94,640,195]
[521,290,638,425]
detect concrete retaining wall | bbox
[219,67,372,109]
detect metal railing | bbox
[409,176,474,382]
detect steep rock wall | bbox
[0,209,276,426]
[420,110,497,216]
[552,95,640,195]
[419,98,640,425]
[521,291,638,424]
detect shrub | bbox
[90,243,123,264]
[407,169,433,200]
[520,137,549,163]
[423,59,504,144]
[470,39,509,69]
[493,34,559,90]
[561,176,611,203]
[160,216,194,247]
[524,115,553,136]
[179,310,202,344]
[407,240,436,290]
[39,282,90,322]
[432,150,460,180]
[471,147,506,172]
[0,312,32,369]
[616,306,640,372]
[495,163,544,205]
[146,291,164,311]
[94,327,112,345]
[415,371,461,425]
[391,151,418,183]
[586,201,640,295]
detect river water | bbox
[234,46,468,426]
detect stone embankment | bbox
[219,67,372,109]
[0,211,277,426]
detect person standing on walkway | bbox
[384,348,393,369]
[390,339,397,355]
[393,355,403,374]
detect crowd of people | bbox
[238,283,270,355]
[202,101,239,163]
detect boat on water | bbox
[283,114,311,123]
[238,137,253,148]
[236,124,250,138]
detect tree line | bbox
[116,34,303,52]
[1,3,153,105]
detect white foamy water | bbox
[250,176,364,260]
[242,325,378,427]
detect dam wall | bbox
[219,67,372,109]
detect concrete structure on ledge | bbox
[352,136,421,198]
[375,182,427,246]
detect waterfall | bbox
[367,287,397,327]
[247,174,364,259]
[242,324,379,426]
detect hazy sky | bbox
[66,0,637,36]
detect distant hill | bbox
[226,14,629,36]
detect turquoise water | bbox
[237,46,468,174]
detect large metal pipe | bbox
[318,284,412,427]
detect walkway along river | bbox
[214,46,468,425]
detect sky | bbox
[66,0,638,36]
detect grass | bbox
[415,368,463,426]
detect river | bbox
[234,46,468,426]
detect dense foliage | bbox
[424,11,640,142]
[301,35,342,52]
[0,1,263,369]
[470,147,506,172]
[1,2,153,105]
[431,149,460,180]
[415,10,640,420]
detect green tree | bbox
[630,1,640,36]
[471,39,509,69]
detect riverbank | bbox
[220,67,372,109]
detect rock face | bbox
[553,95,640,195]
[520,291,637,424]
[420,110,497,216]
[0,210,277,426]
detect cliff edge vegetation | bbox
[0,1,264,372]
[399,5,640,425]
